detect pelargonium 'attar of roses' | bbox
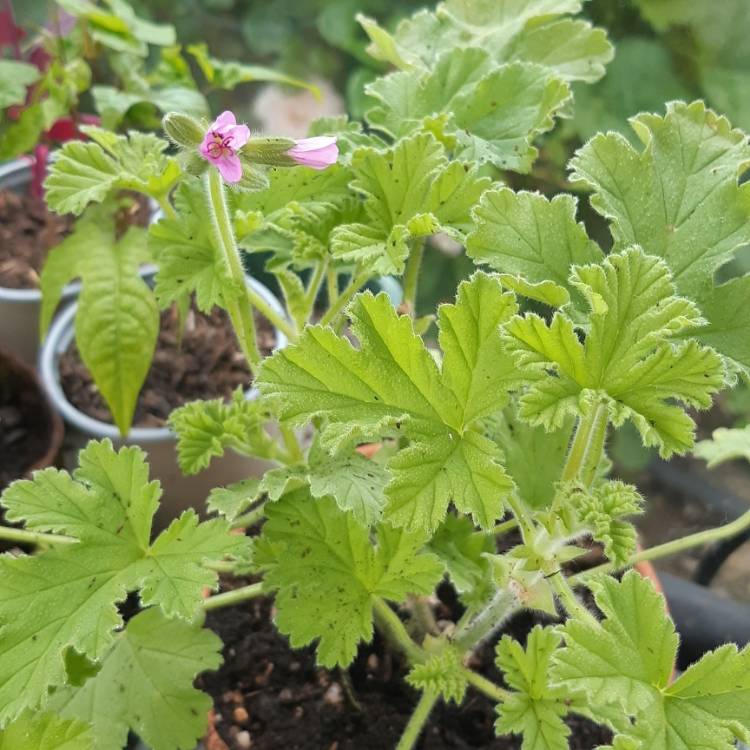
[199,110,250,184]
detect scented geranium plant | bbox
[2,1,750,749]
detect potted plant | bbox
[1,1,750,749]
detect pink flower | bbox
[199,111,250,184]
[287,136,338,170]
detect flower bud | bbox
[162,112,204,148]
[241,136,297,167]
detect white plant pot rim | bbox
[0,158,161,303]
[39,276,288,443]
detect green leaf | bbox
[45,128,179,215]
[570,101,750,373]
[0,60,41,108]
[695,425,750,468]
[560,481,644,566]
[467,189,603,300]
[504,248,726,457]
[428,514,494,605]
[260,490,443,666]
[0,440,247,723]
[552,570,750,749]
[487,407,573,510]
[150,179,240,312]
[331,132,491,274]
[50,608,221,750]
[407,645,467,703]
[206,478,262,522]
[74,227,158,435]
[169,389,275,475]
[187,42,319,95]
[358,1,611,82]
[495,626,572,750]
[258,283,516,531]
[0,711,92,750]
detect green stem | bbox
[0,526,76,547]
[409,595,440,637]
[279,424,304,464]
[561,400,608,485]
[397,690,438,750]
[230,503,267,530]
[372,597,426,664]
[505,494,535,543]
[203,582,264,612]
[157,196,177,221]
[246,282,297,342]
[572,508,750,583]
[452,588,520,651]
[304,260,327,316]
[326,267,339,307]
[546,567,597,624]
[205,169,262,371]
[462,669,511,702]
[402,239,425,316]
[493,518,519,536]
[319,269,369,327]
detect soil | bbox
[59,304,276,428]
[202,578,613,750]
[0,353,59,492]
[0,188,150,290]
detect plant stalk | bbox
[452,588,520,651]
[572,508,750,583]
[319,268,369,327]
[396,690,438,750]
[203,582,264,611]
[561,400,608,485]
[205,169,262,371]
[372,598,426,664]
[493,518,519,536]
[0,526,76,547]
[402,239,425,316]
[230,503,267,530]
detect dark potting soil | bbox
[58,304,276,428]
[0,188,150,290]
[0,357,57,492]
[202,579,613,750]
[0,189,74,289]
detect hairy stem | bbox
[493,518,519,536]
[397,690,438,750]
[561,401,608,485]
[452,588,520,651]
[572,508,750,583]
[545,567,597,624]
[409,595,440,637]
[279,424,304,464]
[462,669,511,702]
[319,268,369,327]
[0,526,76,547]
[326,267,339,307]
[157,196,177,221]
[303,260,327,321]
[206,169,262,371]
[230,503,267,530]
[402,239,425,316]
[203,582,264,612]
[372,598,425,664]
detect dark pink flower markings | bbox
[199,111,250,184]
[287,136,338,170]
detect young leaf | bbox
[570,101,750,374]
[206,478,262,522]
[495,626,573,750]
[49,608,221,750]
[695,426,750,468]
[74,226,158,435]
[0,440,247,723]
[330,132,491,275]
[169,389,275,475]
[466,189,603,301]
[259,489,444,667]
[45,129,179,215]
[504,248,725,456]
[407,645,467,703]
[552,570,750,749]
[259,281,516,531]
[0,711,92,750]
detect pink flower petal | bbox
[216,153,243,183]
[226,123,250,149]
[212,110,237,133]
[287,136,338,170]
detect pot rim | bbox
[0,159,161,303]
[39,276,288,443]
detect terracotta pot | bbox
[0,346,64,489]
[38,276,288,529]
